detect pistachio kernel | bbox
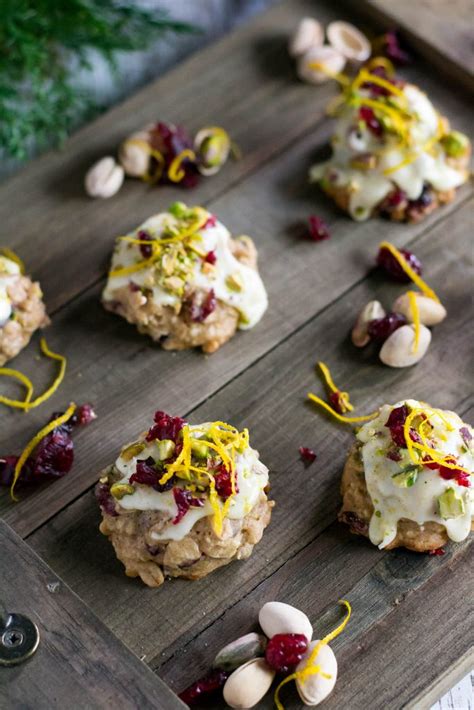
[110,483,135,500]
[226,273,244,292]
[120,442,145,461]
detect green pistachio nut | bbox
[169,201,189,218]
[438,488,465,519]
[441,131,469,158]
[110,483,135,500]
[120,441,146,461]
[156,439,175,461]
[191,439,210,460]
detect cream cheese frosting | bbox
[112,420,269,542]
[310,80,469,221]
[102,205,268,329]
[0,256,21,327]
[356,400,474,548]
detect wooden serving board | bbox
[1,0,473,707]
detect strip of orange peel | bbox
[10,402,76,500]
[318,361,354,413]
[0,338,66,411]
[407,291,420,353]
[274,600,352,710]
[0,368,34,408]
[308,394,378,423]
[168,149,196,182]
[378,241,440,302]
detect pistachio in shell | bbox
[296,641,338,706]
[223,658,275,709]
[212,632,267,672]
[194,127,231,176]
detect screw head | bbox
[0,612,40,666]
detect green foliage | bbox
[0,0,196,159]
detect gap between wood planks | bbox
[19,192,472,544]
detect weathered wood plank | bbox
[28,201,474,672]
[360,0,474,91]
[1,185,470,536]
[0,0,471,314]
[0,520,184,709]
[157,524,472,708]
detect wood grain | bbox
[361,0,474,91]
[1,138,471,537]
[1,1,472,706]
[0,0,471,314]
[0,520,185,709]
[28,202,473,677]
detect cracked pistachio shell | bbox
[118,130,151,177]
[194,127,231,176]
[327,21,370,63]
[288,17,324,57]
[297,45,346,85]
[259,601,313,641]
[352,300,386,347]
[392,292,447,326]
[212,632,267,671]
[223,658,275,709]
[296,641,338,706]
[379,324,431,367]
[84,157,124,198]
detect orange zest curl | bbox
[318,361,354,413]
[407,291,420,352]
[0,338,67,411]
[308,394,378,424]
[274,600,352,710]
[10,402,76,501]
[378,241,440,302]
[168,149,197,183]
[403,406,469,474]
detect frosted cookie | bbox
[0,253,49,365]
[96,411,273,587]
[102,203,268,353]
[310,62,470,222]
[339,400,473,551]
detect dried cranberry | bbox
[436,458,471,487]
[299,447,317,466]
[329,390,349,414]
[137,230,153,258]
[146,411,186,443]
[94,481,118,517]
[130,457,174,492]
[308,215,330,241]
[204,215,217,228]
[361,65,401,97]
[149,121,199,188]
[460,427,473,446]
[382,30,411,66]
[265,634,308,673]
[204,250,217,265]
[214,464,238,500]
[72,403,97,426]
[385,405,410,448]
[179,669,229,706]
[368,312,406,342]
[380,188,408,216]
[428,548,445,556]
[32,429,74,478]
[359,106,383,137]
[341,511,368,535]
[387,449,402,462]
[376,246,423,282]
[173,487,204,524]
[185,289,217,323]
